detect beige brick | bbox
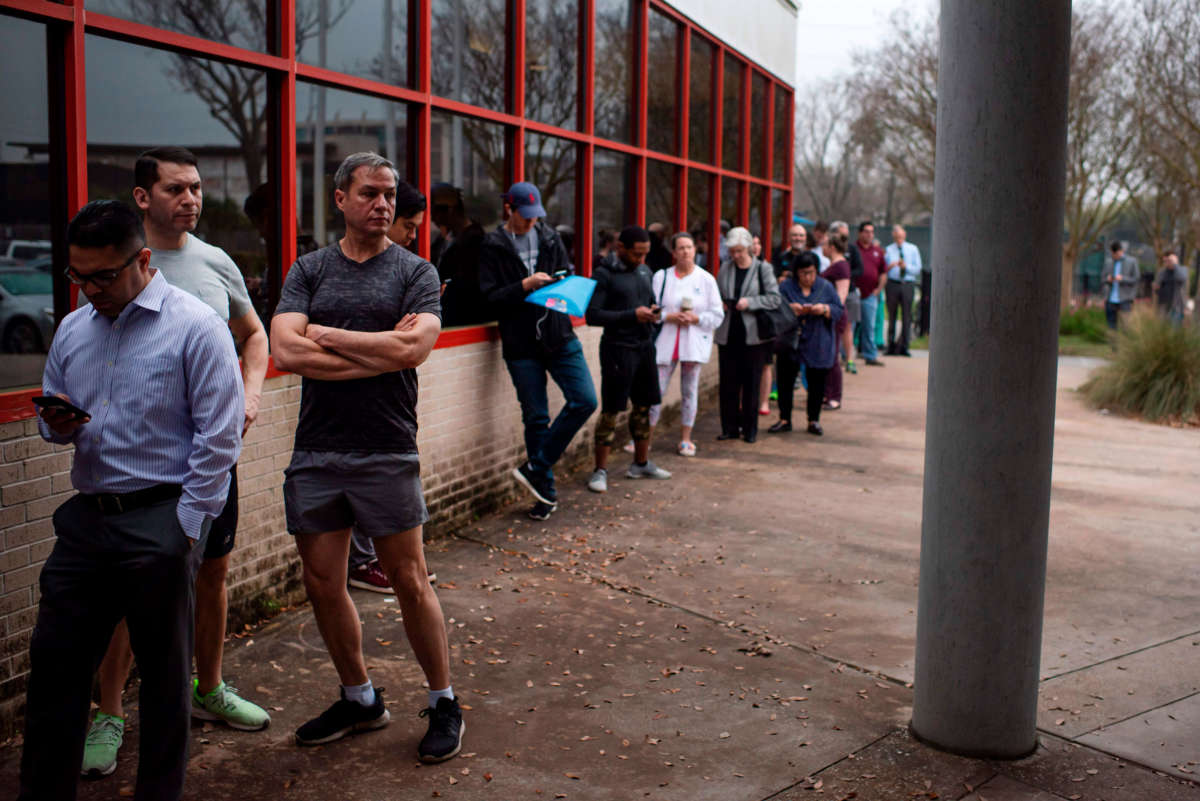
[0,463,22,485]
[0,546,30,573]
[25,491,72,522]
[22,452,70,480]
[0,504,25,530]
[2,438,53,462]
[1,477,52,508]
[0,422,26,442]
[0,589,31,617]
[1,564,38,594]
[5,519,54,549]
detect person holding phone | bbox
[480,182,597,521]
[768,251,844,436]
[20,199,243,801]
[585,226,671,493]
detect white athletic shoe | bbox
[626,460,672,480]
[587,468,608,493]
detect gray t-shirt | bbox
[151,233,254,322]
[275,242,442,454]
[506,229,539,275]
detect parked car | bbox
[0,269,54,353]
[2,240,52,264]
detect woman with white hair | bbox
[713,226,782,443]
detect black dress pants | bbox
[776,356,829,424]
[718,342,771,438]
[885,281,915,352]
[20,494,207,801]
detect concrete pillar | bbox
[911,0,1072,758]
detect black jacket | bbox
[479,221,575,360]
[586,253,656,349]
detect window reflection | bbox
[686,169,712,270]
[295,82,410,250]
[750,72,767,177]
[86,36,272,321]
[86,0,266,52]
[296,0,409,87]
[594,0,634,144]
[688,34,714,164]
[593,148,633,256]
[773,88,790,184]
[722,178,741,230]
[0,16,53,389]
[772,189,787,255]
[749,186,763,243]
[722,54,744,172]
[430,110,506,327]
[525,134,577,264]
[525,0,578,129]
[646,10,678,155]
[646,160,676,271]
[431,0,508,112]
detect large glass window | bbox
[525,0,579,130]
[524,134,576,231]
[686,170,712,269]
[593,148,633,246]
[594,0,634,144]
[430,0,508,112]
[773,87,790,185]
[749,186,763,244]
[430,110,506,327]
[296,0,410,87]
[645,159,675,233]
[722,54,744,173]
[295,83,411,250]
[750,72,768,177]
[772,188,787,254]
[721,178,741,231]
[86,35,273,321]
[0,17,54,390]
[646,10,679,155]
[688,34,714,164]
[86,0,267,52]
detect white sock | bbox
[343,680,375,707]
[428,686,454,709]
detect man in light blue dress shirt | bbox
[884,224,923,356]
[19,200,243,801]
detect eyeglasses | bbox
[64,248,142,287]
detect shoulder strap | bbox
[656,269,667,307]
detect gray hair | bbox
[333,152,399,193]
[724,226,754,251]
[830,220,849,235]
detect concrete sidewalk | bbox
[2,353,1198,800]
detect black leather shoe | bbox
[716,431,740,441]
[742,433,757,443]
[767,420,791,433]
[807,422,823,436]
[898,350,912,357]
[864,358,886,367]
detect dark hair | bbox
[813,220,829,234]
[134,146,198,192]
[618,225,650,248]
[794,251,820,272]
[67,199,145,253]
[670,231,694,249]
[858,220,874,232]
[598,229,617,247]
[1110,240,1124,253]
[394,179,427,219]
[828,231,849,255]
[244,183,271,222]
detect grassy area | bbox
[1081,312,1200,423]
[906,333,1110,358]
[906,307,1113,358]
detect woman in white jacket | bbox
[648,232,724,456]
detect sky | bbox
[794,0,937,83]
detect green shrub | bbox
[1059,306,1108,344]
[1081,312,1200,423]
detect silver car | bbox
[0,269,54,353]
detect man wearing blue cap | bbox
[480,182,598,521]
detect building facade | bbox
[0,0,797,731]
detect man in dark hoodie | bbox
[479,182,598,521]
[584,226,672,493]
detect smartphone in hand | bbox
[552,270,569,280]
[32,395,91,420]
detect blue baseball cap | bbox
[503,181,547,219]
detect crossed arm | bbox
[270,311,442,380]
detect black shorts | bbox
[599,342,662,413]
[283,450,429,536]
[202,465,238,560]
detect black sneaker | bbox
[418,696,464,763]
[512,462,556,506]
[295,688,390,746]
[527,500,556,521]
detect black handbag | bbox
[752,262,797,346]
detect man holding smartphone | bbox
[79,147,271,781]
[480,182,597,521]
[585,226,671,493]
[21,199,243,801]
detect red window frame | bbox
[0,0,794,422]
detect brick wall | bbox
[0,324,718,734]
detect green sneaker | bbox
[80,713,124,778]
[191,680,271,731]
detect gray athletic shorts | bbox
[283,450,429,537]
[845,288,862,325]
